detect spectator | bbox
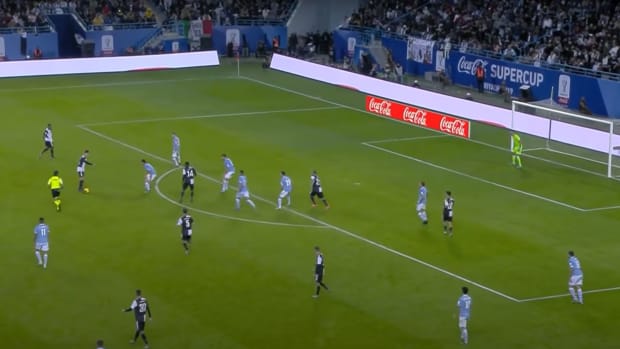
[499,80,510,102]
[475,63,485,93]
[394,63,403,83]
[33,46,42,59]
[438,69,449,89]
[579,96,592,115]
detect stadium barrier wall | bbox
[0,33,60,60]
[0,51,220,78]
[212,26,287,55]
[269,54,620,154]
[332,29,620,118]
[86,28,160,56]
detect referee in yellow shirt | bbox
[47,170,63,212]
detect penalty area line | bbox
[78,124,519,303]
[518,286,620,303]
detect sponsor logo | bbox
[457,55,544,87]
[365,96,470,138]
[439,117,468,137]
[367,97,392,116]
[558,74,570,105]
[457,56,488,75]
[402,107,427,126]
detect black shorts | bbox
[51,189,60,197]
[182,233,192,242]
[443,211,453,222]
[182,182,194,191]
[310,190,324,199]
[315,272,324,283]
[135,320,146,331]
[44,141,53,148]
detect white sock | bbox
[577,288,583,303]
[247,199,256,208]
[222,180,228,191]
[287,197,291,206]
[277,198,282,208]
[145,182,150,192]
[422,211,427,221]
[35,251,42,264]
[569,287,577,301]
[462,328,468,343]
[43,253,48,268]
[235,198,240,209]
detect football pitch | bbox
[2,60,619,349]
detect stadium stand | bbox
[345,0,620,74]
[0,0,49,30]
[160,0,297,25]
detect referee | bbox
[47,170,63,212]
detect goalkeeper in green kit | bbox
[511,132,522,168]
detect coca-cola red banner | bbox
[365,95,471,138]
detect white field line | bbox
[518,286,620,303]
[240,76,613,180]
[78,106,342,127]
[364,135,449,144]
[522,147,548,152]
[154,167,326,229]
[581,205,620,212]
[362,142,586,212]
[78,123,520,303]
[0,76,233,93]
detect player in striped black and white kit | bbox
[313,246,329,298]
[39,124,54,159]
[77,150,94,192]
[179,161,196,203]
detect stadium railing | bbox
[342,25,620,81]
[0,25,52,34]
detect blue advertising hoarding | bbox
[0,33,59,60]
[332,29,620,118]
[446,52,620,117]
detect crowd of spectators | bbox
[158,0,296,24]
[0,0,48,29]
[34,0,156,27]
[345,0,620,74]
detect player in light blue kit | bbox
[568,250,584,304]
[34,217,50,269]
[141,159,157,193]
[277,171,292,209]
[416,181,428,224]
[457,286,472,344]
[235,170,256,209]
[221,154,235,192]
[171,132,181,167]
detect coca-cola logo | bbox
[368,98,392,116]
[402,107,427,126]
[439,117,467,136]
[457,56,487,75]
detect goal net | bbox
[511,101,620,179]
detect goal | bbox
[511,101,620,179]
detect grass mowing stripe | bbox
[78,106,342,127]
[0,76,233,92]
[78,123,520,303]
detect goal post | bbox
[511,100,620,179]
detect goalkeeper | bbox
[511,132,522,168]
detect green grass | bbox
[2,60,620,349]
